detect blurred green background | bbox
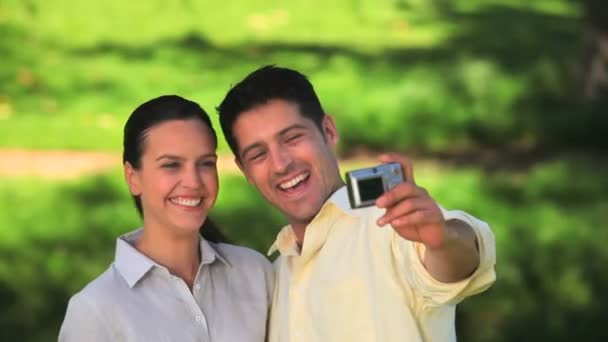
[1,0,607,341]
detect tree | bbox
[576,0,608,102]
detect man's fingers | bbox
[376,183,424,208]
[379,207,443,228]
[391,209,439,229]
[390,210,431,227]
[376,198,425,226]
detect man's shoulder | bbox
[328,203,392,239]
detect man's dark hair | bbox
[217,65,326,158]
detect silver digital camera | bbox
[345,162,405,209]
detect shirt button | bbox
[195,315,202,322]
[195,284,201,291]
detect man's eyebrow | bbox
[278,124,308,136]
[239,124,309,159]
[240,142,265,160]
[155,154,183,162]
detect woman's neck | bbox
[135,225,201,291]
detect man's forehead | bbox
[233,102,309,134]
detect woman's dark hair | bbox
[122,94,227,243]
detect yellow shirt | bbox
[267,187,496,342]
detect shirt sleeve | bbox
[58,292,116,342]
[391,207,496,310]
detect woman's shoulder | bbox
[209,242,269,263]
[209,242,275,299]
[68,264,129,309]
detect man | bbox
[217,65,496,341]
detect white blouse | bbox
[59,228,275,342]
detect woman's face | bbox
[125,119,218,237]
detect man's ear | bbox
[322,114,339,146]
[234,157,254,184]
[124,162,142,196]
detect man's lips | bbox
[277,172,310,191]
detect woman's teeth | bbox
[170,197,201,207]
[279,173,309,190]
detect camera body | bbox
[345,162,405,209]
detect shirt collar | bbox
[200,237,231,267]
[267,186,360,256]
[114,228,229,288]
[328,185,360,217]
[267,225,300,257]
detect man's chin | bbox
[283,209,320,226]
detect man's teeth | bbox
[171,197,201,207]
[279,173,308,190]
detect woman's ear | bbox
[124,162,142,196]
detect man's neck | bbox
[292,223,307,247]
[289,183,344,247]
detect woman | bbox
[59,95,274,342]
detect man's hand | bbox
[375,153,446,249]
[375,153,480,282]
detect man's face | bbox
[233,99,343,229]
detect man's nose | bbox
[270,146,293,174]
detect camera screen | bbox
[358,177,384,202]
